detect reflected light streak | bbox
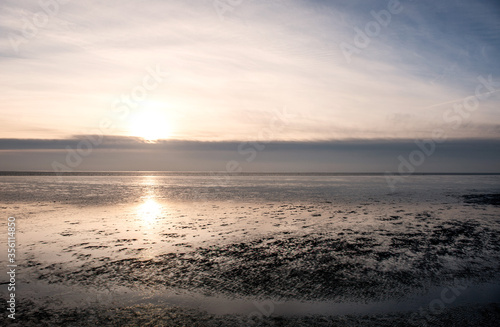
[136,197,163,226]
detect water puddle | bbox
[19,280,500,316]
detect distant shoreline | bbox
[1,171,500,176]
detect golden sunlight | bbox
[129,105,172,142]
[136,197,163,225]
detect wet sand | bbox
[0,175,499,326]
[1,299,499,327]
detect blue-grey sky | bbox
[0,0,499,171]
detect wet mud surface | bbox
[1,175,499,326]
[35,217,499,302]
[463,193,500,206]
[1,299,499,327]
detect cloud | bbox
[1,136,499,172]
[0,0,499,142]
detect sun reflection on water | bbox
[135,176,164,227]
[136,197,163,226]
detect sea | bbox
[0,172,499,325]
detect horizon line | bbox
[1,171,500,176]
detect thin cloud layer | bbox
[1,1,499,145]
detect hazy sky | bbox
[1,0,499,171]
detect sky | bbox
[0,0,499,172]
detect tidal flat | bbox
[0,174,499,326]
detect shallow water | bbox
[0,174,499,322]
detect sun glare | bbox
[136,197,163,225]
[129,105,172,142]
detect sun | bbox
[129,106,172,142]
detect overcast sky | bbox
[1,0,499,171]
